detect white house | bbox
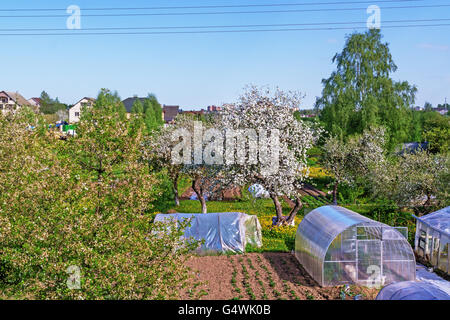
[0,91,31,114]
[68,97,95,123]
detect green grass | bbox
[166,177,417,252]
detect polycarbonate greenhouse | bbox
[295,206,416,287]
[414,206,450,275]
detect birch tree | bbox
[316,29,417,150]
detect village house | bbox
[207,105,222,113]
[163,105,180,124]
[122,97,148,114]
[28,97,41,110]
[0,91,31,114]
[68,97,96,123]
[433,107,448,116]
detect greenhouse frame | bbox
[414,206,450,275]
[295,206,416,287]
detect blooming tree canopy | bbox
[219,86,321,225]
[322,126,387,204]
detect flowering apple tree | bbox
[219,86,322,226]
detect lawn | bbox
[166,194,416,252]
[163,167,417,253]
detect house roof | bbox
[122,97,147,113]
[163,105,180,122]
[2,91,31,106]
[414,206,450,237]
[70,97,95,109]
[30,97,41,105]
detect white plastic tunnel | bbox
[295,206,416,287]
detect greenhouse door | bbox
[356,240,382,286]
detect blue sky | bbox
[0,0,449,109]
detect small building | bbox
[28,97,41,109]
[413,206,450,275]
[163,105,180,124]
[68,97,95,123]
[122,97,147,114]
[433,107,448,116]
[0,91,31,114]
[207,105,222,113]
[182,110,204,116]
[295,205,416,287]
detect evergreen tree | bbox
[147,94,164,125]
[131,98,144,114]
[143,99,157,132]
[39,91,67,114]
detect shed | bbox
[295,206,416,287]
[154,212,262,254]
[376,281,450,300]
[413,206,450,275]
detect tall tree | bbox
[39,91,67,115]
[143,100,157,132]
[424,101,433,111]
[131,98,144,114]
[316,29,417,150]
[147,94,164,126]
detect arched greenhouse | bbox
[295,206,416,287]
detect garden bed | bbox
[181,253,380,300]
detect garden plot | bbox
[181,253,379,300]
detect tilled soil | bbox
[181,252,379,300]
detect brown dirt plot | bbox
[181,252,379,300]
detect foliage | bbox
[131,98,144,114]
[322,127,387,204]
[0,101,197,299]
[143,123,185,207]
[370,150,449,214]
[143,94,164,132]
[422,113,450,154]
[39,90,67,115]
[316,29,417,150]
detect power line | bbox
[0,0,425,11]
[0,24,448,36]
[1,18,449,32]
[1,4,450,18]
